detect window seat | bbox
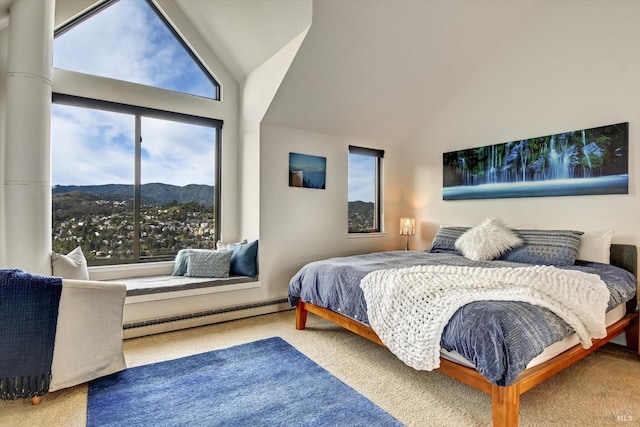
[104,274,274,338]
[115,274,257,297]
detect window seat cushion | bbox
[112,275,257,297]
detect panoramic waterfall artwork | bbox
[442,122,629,200]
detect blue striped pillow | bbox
[500,229,583,266]
[427,226,469,255]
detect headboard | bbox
[610,244,638,313]
[610,244,637,276]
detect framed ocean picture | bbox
[442,122,629,200]
[289,152,326,190]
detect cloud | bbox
[140,117,215,186]
[51,105,215,187]
[52,0,217,188]
[52,105,135,185]
[53,0,214,97]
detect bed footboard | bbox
[296,301,384,345]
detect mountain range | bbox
[52,183,214,207]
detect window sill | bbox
[347,232,386,239]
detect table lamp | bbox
[400,217,415,250]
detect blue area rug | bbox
[87,337,403,426]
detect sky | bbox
[53,0,214,98]
[52,0,215,187]
[51,0,374,201]
[289,152,326,173]
[348,154,375,203]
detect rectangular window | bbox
[348,145,384,233]
[51,96,221,265]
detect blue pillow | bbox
[426,226,469,255]
[501,229,583,266]
[185,249,232,278]
[228,240,258,278]
[172,249,190,276]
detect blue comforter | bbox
[288,252,637,386]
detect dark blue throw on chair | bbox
[0,269,62,400]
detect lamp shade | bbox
[400,217,415,236]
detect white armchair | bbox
[48,279,127,393]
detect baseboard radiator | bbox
[123,298,291,339]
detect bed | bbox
[288,226,638,427]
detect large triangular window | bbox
[54,0,219,99]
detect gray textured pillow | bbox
[185,249,232,278]
[427,226,469,255]
[501,229,583,266]
[455,218,523,261]
[51,246,90,280]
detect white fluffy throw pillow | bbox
[51,246,90,280]
[455,218,523,261]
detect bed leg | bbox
[491,384,519,427]
[624,314,638,353]
[295,301,308,330]
[31,396,41,405]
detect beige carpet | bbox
[1,310,639,427]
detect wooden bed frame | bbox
[294,244,639,427]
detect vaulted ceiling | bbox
[6,0,544,145]
[175,0,312,81]
[263,0,541,144]
[176,0,542,144]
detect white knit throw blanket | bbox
[360,264,610,371]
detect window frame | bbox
[348,145,384,234]
[51,93,223,265]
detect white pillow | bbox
[51,246,90,280]
[576,231,613,264]
[216,239,247,250]
[455,218,523,261]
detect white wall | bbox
[259,124,407,298]
[408,1,640,262]
[239,28,309,242]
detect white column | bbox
[3,0,55,274]
[0,23,9,268]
